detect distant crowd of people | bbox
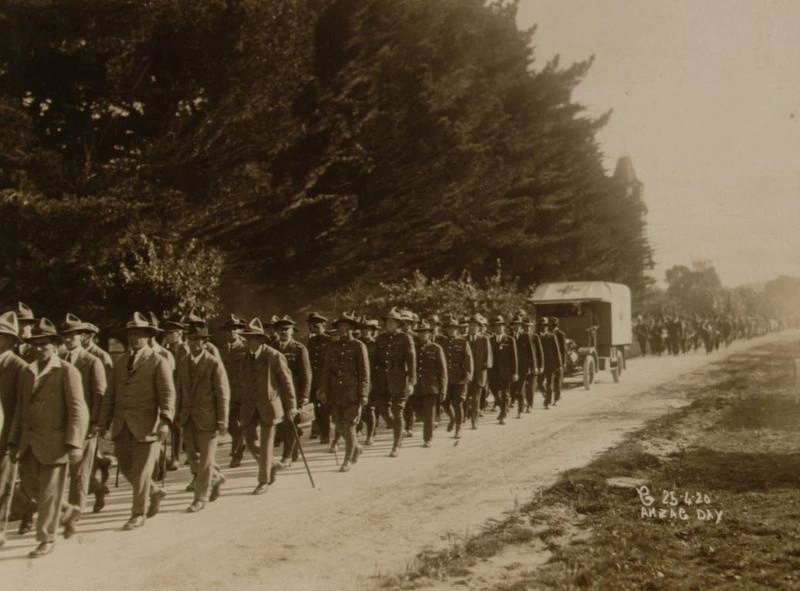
[633,313,780,356]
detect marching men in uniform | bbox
[535,317,562,410]
[220,314,249,468]
[274,315,311,470]
[440,315,473,439]
[306,313,331,445]
[413,321,448,447]
[466,314,492,430]
[488,316,517,425]
[318,312,370,471]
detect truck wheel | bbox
[583,356,595,390]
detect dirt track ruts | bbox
[2,331,794,591]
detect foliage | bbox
[0,0,655,318]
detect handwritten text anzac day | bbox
[636,486,723,524]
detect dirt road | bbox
[2,332,794,591]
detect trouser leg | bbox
[525,374,535,410]
[403,398,415,432]
[21,451,64,543]
[553,369,562,404]
[257,421,276,486]
[243,418,261,459]
[171,423,181,464]
[116,426,160,517]
[280,421,296,462]
[229,401,243,459]
[390,396,405,449]
[68,436,97,516]
[362,405,376,441]
[421,396,435,442]
[314,402,331,442]
[185,421,218,502]
[0,454,13,523]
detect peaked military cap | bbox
[59,313,88,335]
[443,314,461,328]
[0,311,21,341]
[273,315,296,329]
[333,311,359,328]
[307,312,328,325]
[536,316,549,326]
[490,315,505,325]
[16,302,35,323]
[416,320,434,333]
[550,316,560,327]
[26,317,61,343]
[363,318,380,329]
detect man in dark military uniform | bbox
[318,313,370,471]
[274,316,311,470]
[535,317,562,410]
[466,314,492,429]
[488,316,518,425]
[58,313,106,533]
[430,314,447,426]
[410,321,447,447]
[524,317,542,413]
[220,314,249,468]
[0,311,28,547]
[359,318,380,445]
[373,307,416,457]
[306,312,331,444]
[511,315,535,418]
[440,315,473,439]
[9,317,89,557]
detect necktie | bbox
[127,352,135,374]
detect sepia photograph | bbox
[0,1,799,589]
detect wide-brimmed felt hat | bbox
[263,315,280,329]
[163,313,188,331]
[239,317,267,338]
[536,316,549,326]
[416,320,433,333]
[549,316,560,327]
[399,309,416,324]
[383,307,405,322]
[274,315,296,329]
[186,324,209,339]
[125,311,159,335]
[16,302,36,323]
[184,309,207,328]
[83,322,100,334]
[510,315,525,325]
[0,311,22,342]
[429,314,442,326]
[221,313,247,331]
[59,313,88,335]
[26,317,61,343]
[147,312,164,334]
[307,312,328,325]
[523,316,533,326]
[333,311,359,328]
[468,313,486,326]
[363,318,380,330]
[490,315,505,325]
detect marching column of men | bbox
[0,299,648,559]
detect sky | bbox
[516,0,800,288]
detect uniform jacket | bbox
[416,342,448,395]
[221,337,249,404]
[489,333,518,384]
[373,331,417,395]
[99,346,176,442]
[10,356,89,465]
[0,350,27,455]
[276,339,312,407]
[239,345,296,426]
[537,331,562,374]
[514,331,537,377]
[307,333,331,398]
[319,336,370,406]
[467,333,492,387]
[152,342,176,373]
[176,349,230,431]
[441,336,473,385]
[552,328,567,367]
[529,332,544,375]
[61,347,106,425]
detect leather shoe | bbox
[327,441,338,453]
[93,484,110,513]
[185,478,195,493]
[186,501,205,513]
[97,455,112,484]
[352,445,362,464]
[252,483,268,495]
[275,459,291,471]
[28,542,54,558]
[339,462,351,473]
[62,506,80,539]
[166,458,179,471]
[210,476,226,502]
[422,441,431,448]
[446,420,454,433]
[364,437,373,446]
[18,512,33,535]
[123,515,145,531]
[454,432,462,439]
[389,448,398,458]
[229,456,242,468]
[146,489,166,518]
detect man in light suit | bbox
[176,324,230,512]
[0,311,28,548]
[98,312,175,531]
[239,318,296,495]
[58,313,106,531]
[8,318,89,558]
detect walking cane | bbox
[1,460,19,538]
[291,418,315,489]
